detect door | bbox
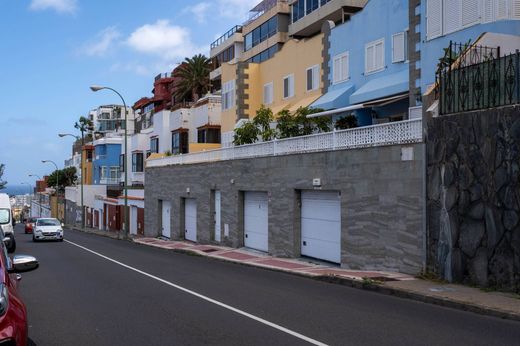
[130,206,138,235]
[137,208,145,235]
[161,201,171,238]
[244,192,268,252]
[214,191,221,242]
[301,191,341,264]
[185,199,197,242]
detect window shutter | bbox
[375,41,384,70]
[340,54,348,81]
[512,0,520,19]
[427,0,442,39]
[481,0,494,23]
[289,75,295,97]
[462,0,480,26]
[313,65,320,90]
[366,45,374,72]
[443,0,461,34]
[392,32,406,63]
[496,0,509,20]
[333,57,340,83]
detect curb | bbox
[68,226,520,322]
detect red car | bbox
[0,228,39,345]
[24,218,38,234]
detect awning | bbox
[287,94,322,113]
[349,69,409,105]
[307,92,408,119]
[310,83,355,110]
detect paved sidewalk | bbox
[68,226,520,322]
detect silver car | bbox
[33,218,64,242]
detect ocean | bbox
[1,185,32,196]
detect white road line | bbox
[64,239,328,346]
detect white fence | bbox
[147,119,423,168]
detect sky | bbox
[0,0,259,188]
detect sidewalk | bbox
[70,226,520,322]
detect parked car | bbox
[32,218,64,242]
[24,217,38,234]
[0,214,39,345]
[0,194,16,253]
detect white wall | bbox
[151,110,172,154]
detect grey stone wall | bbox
[64,200,82,227]
[146,143,425,274]
[426,106,520,292]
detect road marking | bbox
[64,239,328,346]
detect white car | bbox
[33,218,64,242]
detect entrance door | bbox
[244,192,268,252]
[301,191,341,263]
[215,191,221,242]
[161,201,171,238]
[130,206,138,235]
[185,199,197,242]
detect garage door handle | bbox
[303,241,307,246]
[245,234,248,238]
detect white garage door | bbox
[244,192,268,252]
[185,199,197,242]
[161,201,171,239]
[301,191,341,264]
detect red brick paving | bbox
[255,259,313,269]
[216,251,260,261]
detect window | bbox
[244,16,278,51]
[283,74,294,99]
[291,0,330,23]
[392,32,406,63]
[332,53,349,84]
[198,128,221,144]
[172,131,189,154]
[119,154,125,172]
[132,152,144,172]
[101,166,108,179]
[306,65,320,91]
[222,80,235,110]
[306,0,319,14]
[263,82,273,105]
[150,137,159,154]
[247,45,279,64]
[426,0,520,40]
[365,39,385,74]
[110,167,120,179]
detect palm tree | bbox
[74,116,93,145]
[173,54,211,102]
[0,164,6,190]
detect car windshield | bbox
[37,219,60,226]
[0,209,9,225]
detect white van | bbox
[0,193,16,252]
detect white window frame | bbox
[332,53,349,84]
[365,39,385,75]
[392,32,407,63]
[306,65,320,91]
[283,74,295,99]
[263,82,274,105]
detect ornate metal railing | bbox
[437,41,519,115]
[147,119,423,168]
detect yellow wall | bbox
[82,148,93,185]
[189,143,221,152]
[220,34,324,133]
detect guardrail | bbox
[147,119,422,168]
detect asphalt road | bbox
[12,224,520,346]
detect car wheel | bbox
[58,239,63,242]
[32,236,37,242]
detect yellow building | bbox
[221,33,324,133]
[81,144,94,185]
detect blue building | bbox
[419,0,520,96]
[92,137,123,186]
[311,0,410,125]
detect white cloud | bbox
[29,0,77,14]
[126,20,205,60]
[217,0,258,21]
[183,2,211,24]
[79,27,121,57]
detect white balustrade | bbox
[147,119,423,168]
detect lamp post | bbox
[59,133,84,230]
[42,160,60,221]
[90,85,129,239]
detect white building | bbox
[90,105,136,136]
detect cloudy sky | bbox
[0,0,258,187]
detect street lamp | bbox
[28,174,42,218]
[42,160,60,221]
[90,85,129,239]
[59,133,85,229]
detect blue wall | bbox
[419,1,520,93]
[93,143,121,184]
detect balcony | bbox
[99,177,121,185]
[148,119,422,168]
[211,25,242,50]
[288,0,367,38]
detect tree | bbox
[253,106,276,141]
[74,116,93,144]
[47,167,77,193]
[276,110,300,139]
[233,121,259,145]
[276,107,330,138]
[173,54,212,102]
[0,164,6,190]
[335,115,358,129]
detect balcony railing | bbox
[147,119,422,168]
[211,25,243,49]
